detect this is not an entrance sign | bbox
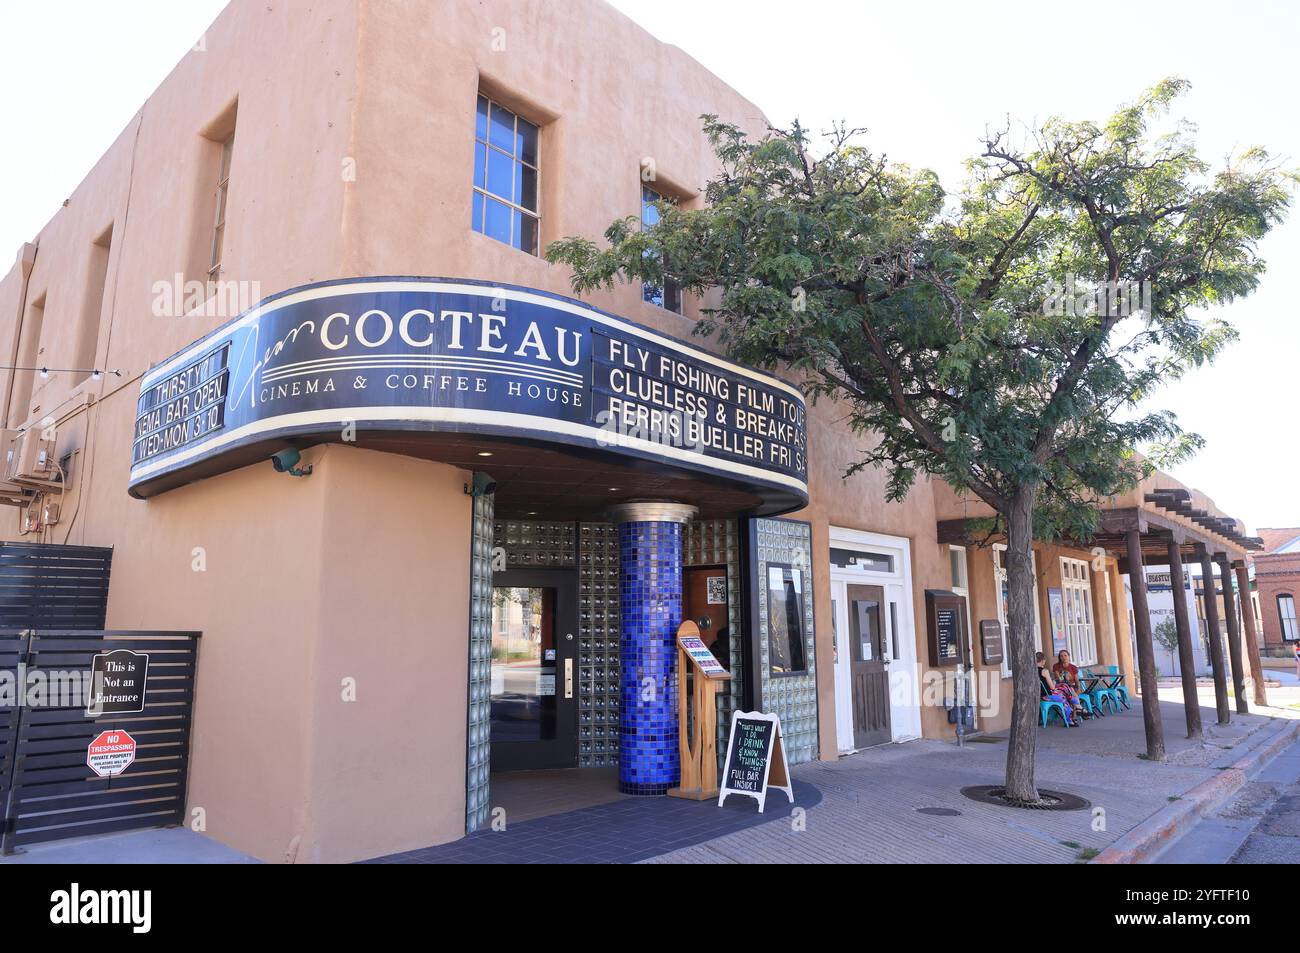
[718,710,793,813]
[86,730,137,778]
[86,649,149,716]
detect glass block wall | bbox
[577,522,620,767]
[465,489,495,834]
[683,519,743,762]
[753,517,819,764]
[493,520,576,568]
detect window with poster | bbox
[766,563,807,675]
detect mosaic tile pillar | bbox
[610,502,697,795]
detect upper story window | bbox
[641,186,681,313]
[209,133,234,279]
[1279,594,1298,641]
[472,95,539,254]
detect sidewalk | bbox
[646,684,1300,864]
[4,683,1296,864]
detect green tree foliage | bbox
[548,79,1292,800]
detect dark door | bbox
[684,565,730,666]
[848,583,891,748]
[489,569,578,770]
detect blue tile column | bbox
[610,502,697,795]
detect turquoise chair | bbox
[1040,697,1068,727]
[1079,668,1119,714]
[1101,665,1131,710]
[1039,683,1071,727]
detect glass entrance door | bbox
[490,569,578,770]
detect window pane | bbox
[664,277,681,314]
[642,191,660,228]
[486,147,513,201]
[474,142,486,189]
[517,213,538,255]
[489,102,515,153]
[854,599,880,662]
[471,191,484,232]
[950,548,967,590]
[485,197,512,244]
[476,95,489,141]
[519,164,537,211]
[516,117,538,166]
[490,587,557,743]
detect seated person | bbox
[1037,651,1083,725]
[1052,649,1081,691]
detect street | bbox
[1156,731,1300,864]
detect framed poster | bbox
[1047,587,1068,653]
[766,564,806,674]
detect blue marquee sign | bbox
[129,278,809,509]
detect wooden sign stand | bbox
[718,710,793,813]
[667,620,732,801]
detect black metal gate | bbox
[0,629,201,853]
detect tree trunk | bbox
[1002,485,1040,803]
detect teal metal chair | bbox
[1040,697,1068,727]
[1100,665,1131,709]
[1039,682,1071,727]
[1078,668,1119,714]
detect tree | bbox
[547,80,1293,802]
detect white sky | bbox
[1,0,1296,530]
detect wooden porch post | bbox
[1166,540,1202,739]
[1216,553,1248,715]
[1197,544,1230,725]
[1233,561,1268,707]
[1126,529,1165,761]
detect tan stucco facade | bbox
[0,0,1258,862]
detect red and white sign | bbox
[86,730,136,778]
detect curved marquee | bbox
[128,278,809,509]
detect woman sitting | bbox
[1037,651,1082,726]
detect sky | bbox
[1,0,1296,530]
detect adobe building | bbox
[0,0,1269,862]
[1253,529,1300,652]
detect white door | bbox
[829,528,921,751]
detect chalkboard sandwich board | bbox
[717,710,793,813]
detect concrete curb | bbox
[1092,719,1300,864]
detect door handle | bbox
[564,658,574,699]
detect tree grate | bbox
[960,785,1091,811]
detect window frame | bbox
[1058,556,1099,666]
[640,184,681,313]
[1279,593,1298,642]
[208,133,235,279]
[472,94,540,255]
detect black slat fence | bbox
[0,629,201,853]
[0,543,113,630]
